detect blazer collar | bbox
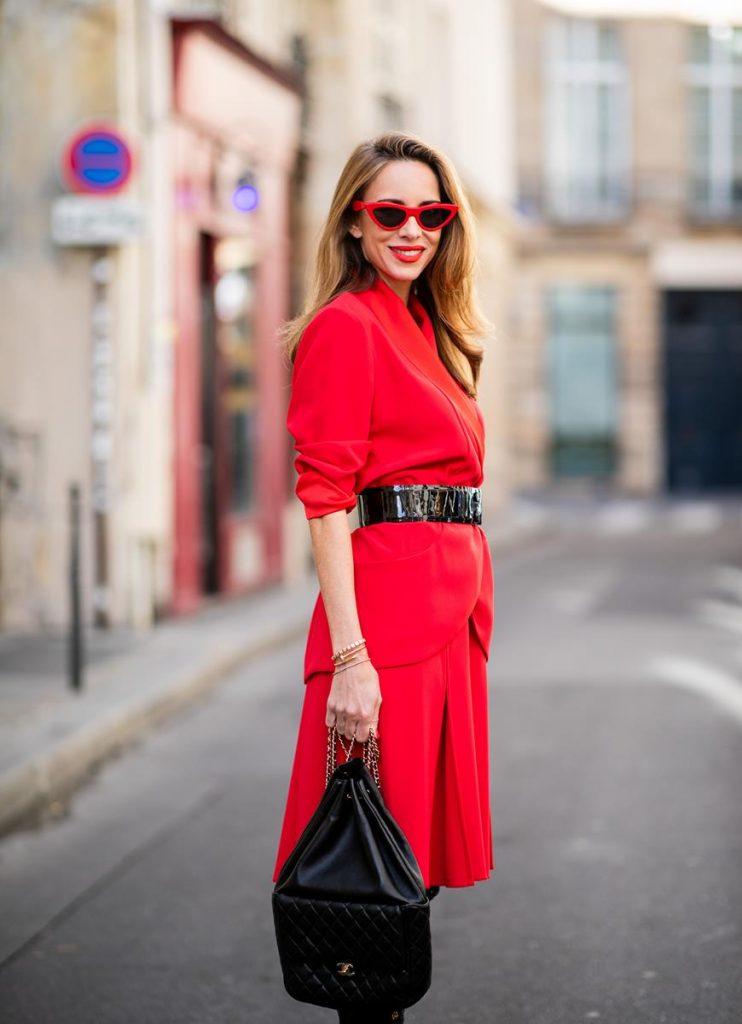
[359,275,484,464]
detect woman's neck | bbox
[376,271,411,306]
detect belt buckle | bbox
[427,485,444,519]
[424,485,461,522]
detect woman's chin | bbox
[380,259,426,284]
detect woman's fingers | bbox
[327,712,380,743]
[355,717,380,743]
[330,712,364,742]
[328,709,378,735]
[333,715,356,741]
[326,663,382,742]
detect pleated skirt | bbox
[271,614,494,889]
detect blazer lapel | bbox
[360,277,485,465]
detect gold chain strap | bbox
[325,724,381,791]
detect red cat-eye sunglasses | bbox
[351,200,459,231]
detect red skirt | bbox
[271,614,494,889]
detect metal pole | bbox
[90,251,113,628]
[68,483,84,692]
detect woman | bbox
[272,131,496,1023]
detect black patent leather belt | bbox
[356,484,482,527]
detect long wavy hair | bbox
[279,131,490,397]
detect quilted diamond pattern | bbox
[272,893,432,1009]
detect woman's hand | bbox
[326,658,382,744]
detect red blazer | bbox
[287,275,494,679]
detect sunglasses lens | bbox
[419,207,453,229]
[372,205,407,228]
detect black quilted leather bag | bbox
[272,725,432,1011]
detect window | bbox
[687,23,742,219]
[546,286,618,477]
[545,17,630,222]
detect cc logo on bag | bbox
[336,961,355,976]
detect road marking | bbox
[648,655,742,725]
[711,565,742,601]
[595,501,652,534]
[667,502,724,533]
[694,598,742,635]
[550,567,619,615]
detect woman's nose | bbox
[399,216,422,239]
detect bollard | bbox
[68,483,84,692]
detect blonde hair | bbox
[280,131,490,397]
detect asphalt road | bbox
[1,501,741,1023]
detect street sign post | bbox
[54,124,140,627]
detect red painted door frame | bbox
[169,20,301,615]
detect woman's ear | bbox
[348,224,362,239]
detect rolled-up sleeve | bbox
[287,305,375,520]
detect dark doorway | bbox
[199,234,220,594]
[663,290,742,493]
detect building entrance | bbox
[663,290,742,492]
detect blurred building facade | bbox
[512,1,742,495]
[0,0,516,631]
[0,1,302,629]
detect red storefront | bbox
[170,20,302,613]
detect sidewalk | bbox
[0,501,556,838]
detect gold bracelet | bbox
[332,637,367,663]
[331,643,366,667]
[333,642,367,666]
[332,656,371,676]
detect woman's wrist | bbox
[332,655,371,676]
[329,625,364,650]
[332,636,367,664]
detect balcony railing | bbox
[687,176,742,222]
[517,175,632,225]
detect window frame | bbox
[544,15,632,224]
[686,23,742,221]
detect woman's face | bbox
[349,159,444,302]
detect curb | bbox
[0,609,310,839]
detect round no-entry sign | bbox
[62,124,133,194]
